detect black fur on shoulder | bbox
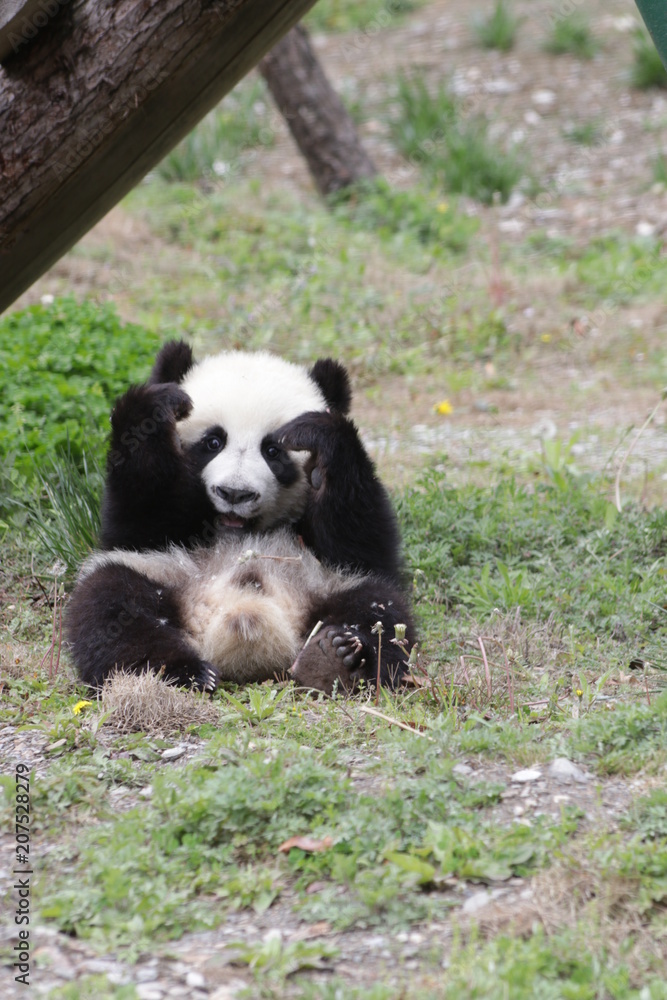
[277,410,403,583]
[309,359,352,414]
[150,340,195,385]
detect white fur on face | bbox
[177,351,326,528]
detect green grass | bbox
[567,692,667,775]
[390,74,527,204]
[328,177,477,252]
[563,119,605,146]
[426,925,667,1000]
[36,736,577,951]
[630,28,667,90]
[399,471,667,636]
[544,14,599,60]
[472,1,520,53]
[559,233,667,305]
[651,152,667,185]
[3,455,667,991]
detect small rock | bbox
[80,959,124,975]
[548,758,589,784]
[462,890,493,914]
[185,971,206,988]
[484,78,517,94]
[452,762,473,777]
[209,983,249,1000]
[511,768,542,783]
[136,966,159,983]
[162,745,187,761]
[532,89,556,108]
[135,986,164,1000]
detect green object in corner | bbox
[635,0,667,68]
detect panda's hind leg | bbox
[291,579,414,695]
[66,563,218,691]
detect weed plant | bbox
[563,119,604,146]
[472,1,520,53]
[652,152,667,185]
[544,14,599,60]
[630,28,667,89]
[391,74,526,204]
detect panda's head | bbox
[150,341,351,532]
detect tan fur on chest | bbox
[81,529,364,684]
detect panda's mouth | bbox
[219,514,249,530]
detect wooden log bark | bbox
[259,24,377,197]
[0,0,316,314]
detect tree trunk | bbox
[0,0,317,315]
[259,24,377,197]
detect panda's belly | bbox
[181,530,332,683]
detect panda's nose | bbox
[214,486,260,506]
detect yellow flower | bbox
[436,202,449,213]
[435,399,453,416]
[540,333,552,343]
[72,700,93,716]
[576,689,583,699]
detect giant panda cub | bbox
[67,341,414,696]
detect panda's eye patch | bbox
[202,428,226,452]
[261,436,299,486]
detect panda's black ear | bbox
[149,340,195,385]
[309,359,352,414]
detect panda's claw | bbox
[194,660,219,693]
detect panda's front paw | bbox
[276,411,338,454]
[111,383,193,437]
[290,625,366,696]
[146,382,193,423]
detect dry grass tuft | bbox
[101,670,220,735]
[0,644,35,680]
[412,610,568,716]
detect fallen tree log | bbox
[0,0,316,314]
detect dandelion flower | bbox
[72,700,93,715]
[435,399,453,416]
